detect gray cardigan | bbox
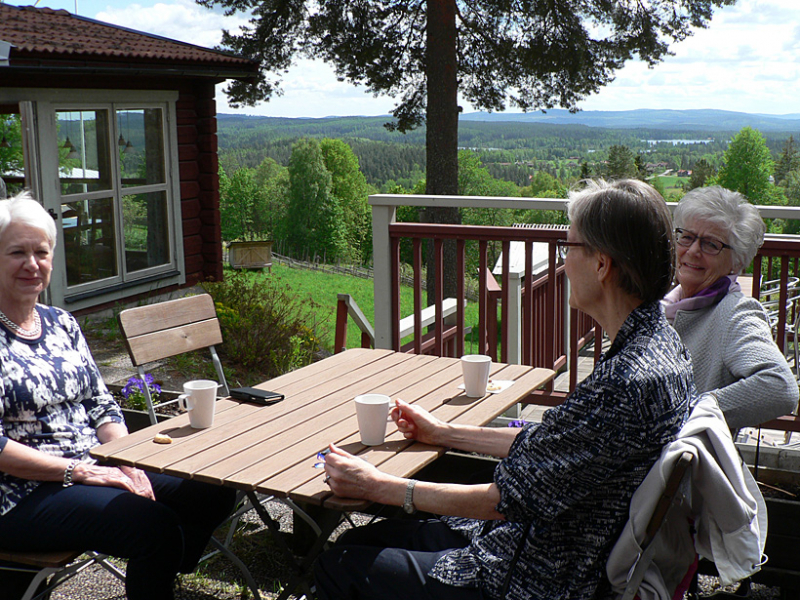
[672,291,799,431]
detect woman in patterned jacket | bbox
[0,192,235,600]
[315,179,695,600]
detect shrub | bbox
[201,271,326,380]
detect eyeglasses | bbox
[557,240,586,260]
[674,228,732,256]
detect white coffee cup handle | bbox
[178,393,192,412]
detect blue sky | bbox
[5,0,800,118]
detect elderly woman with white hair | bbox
[663,185,798,432]
[0,192,236,599]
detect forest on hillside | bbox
[215,114,800,266]
[217,114,800,190]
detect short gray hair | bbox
[568,179,675,303]
[0,191,58,251]
[673,186,764,273]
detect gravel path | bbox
[47,498,371,600]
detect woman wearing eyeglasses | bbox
[663,186,798,432]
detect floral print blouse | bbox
[0,305,123,516]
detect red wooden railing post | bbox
[413,238,423,355]
[334,298,348,354]
[523,239,533,365]
[391,237,401,351]
[486,268,500,361]
[456,239,466,358]
[478,241,488,356]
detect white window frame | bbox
[0,89,185,311]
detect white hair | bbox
[0,191,58,250]
[673,186,764,272]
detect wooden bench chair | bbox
[117,293,230,425]
[0,549,125,600]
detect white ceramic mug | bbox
[178,379,218,429]
[461,354,491,397]
[354,394,391,446]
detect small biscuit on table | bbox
[153,433,173,444]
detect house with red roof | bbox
[0,4,258,312]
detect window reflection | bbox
[62,199,118,286]
[57,110,113,194]
[118,108,165,188]
[123,191,169,272]
[0,113,24,196]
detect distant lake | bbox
[643,139,713,146]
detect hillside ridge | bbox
[219,108,800,133]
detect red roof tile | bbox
[0,4,257,71]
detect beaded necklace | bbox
[0,308,41,339]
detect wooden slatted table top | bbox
[92,348,555,512]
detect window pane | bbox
[57,110,113,194]
[62,198,118,286]
[118,108,165,188]
[0,113,24,197]
[123,191,169,272]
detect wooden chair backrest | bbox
[118,294,223,366]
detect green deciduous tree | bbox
[254,156,290,242]
[522,172,560,198]
[219,166,269,241]
[319,139,372,263]
[286,138,347,261]
[717,127,776,205]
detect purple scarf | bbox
[662,276,740,323]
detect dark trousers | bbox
[0,472,236,600]
[314,518,486,600]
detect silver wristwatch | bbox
[403,479,418,514]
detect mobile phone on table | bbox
[229,387,285,405]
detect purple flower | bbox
[507,419,527,428]
[121,375,161,399]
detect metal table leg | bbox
[245,492,343,600]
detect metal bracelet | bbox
[403,478,418,514]
[62,458,79,488]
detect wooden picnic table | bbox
[91,348,555,598]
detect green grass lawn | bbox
[657,175,689,193]
[244,263,482,353]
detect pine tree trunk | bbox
[424,0,460,304]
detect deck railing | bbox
[363,194,800,413]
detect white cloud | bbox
[94,0,241,48]
[223,59,397,118]
[88,0,394,117]
[580,0,800,115]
